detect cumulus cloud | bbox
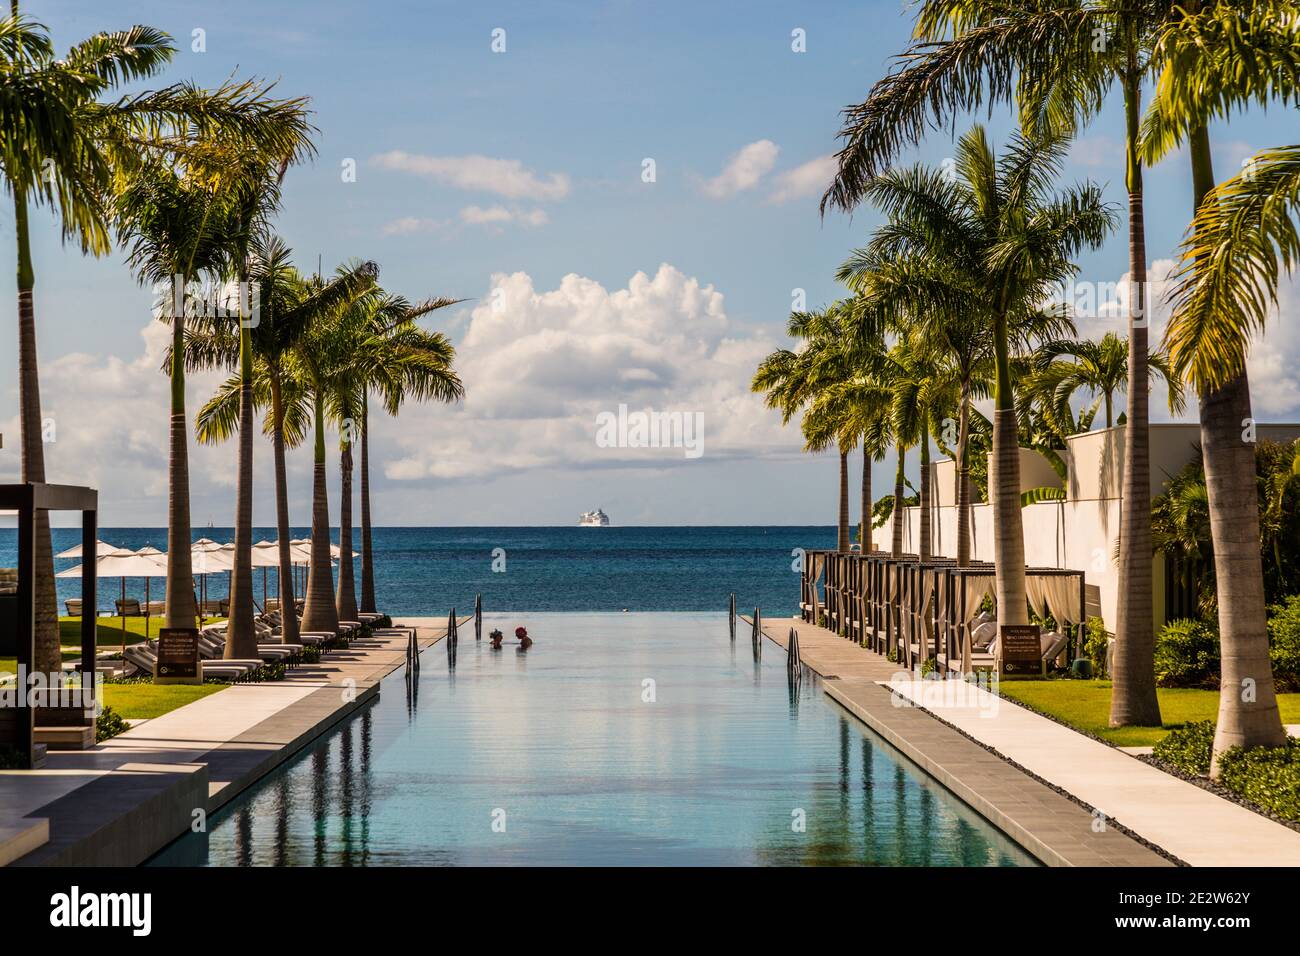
[459,205,549,227]
[381,264,786,481]
[370,151,571,200]
[701,140,779,199]
[767,154,837,204]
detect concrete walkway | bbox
[759,615,1300,867]
[2,618,455,866]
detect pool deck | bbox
[754,615,1300,867]
[1,618,456,867]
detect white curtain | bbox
[1026,574,1083,626]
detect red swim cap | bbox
[515,626,528,638]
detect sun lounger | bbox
[115,598,142,616]
[64,598,83,616]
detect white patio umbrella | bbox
[135,546,166,634]
[192,541,235,623]
[56,539,120,559]
[57,548,168,658]
[251,540,281,609]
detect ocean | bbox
[0,526,836,618]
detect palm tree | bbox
[192,239,375,648]
[354,293,463,614]
[1,8,309,671]
[1146,1,1300,768]
[753,305,861,552]
[839,125,1113,631]
[821,0,1170,726]
[1026,333,1183,432]
[198,145,312,659]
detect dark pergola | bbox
[1,483,98,769]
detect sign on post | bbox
[155,628,202,685]
[998,624,1044,679]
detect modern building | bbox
[879,423,1300,633]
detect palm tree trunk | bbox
[1185,125,1286,768]
[335,441,359,621]
[837,449,850,553]
[164,297,198,630]
[225,276,257,659]
[359,393,376,613]
[301,391,338,635]
[1110,58,1162,727]
[919,420,931,562]
[13,187,60,674]
[891,445,905,559]
[955,381,972,567]
[990,310,1028,627]
[860,442,871,553]
[269,372,299,646]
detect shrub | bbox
[1083,616,1109,676]
[1217,739,1300,822]
[1151,720,1214,775]
[1266,594,1300,691]
[96,705,129,743]
[1154,618,1221,688]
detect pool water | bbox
[153,613,1035,866]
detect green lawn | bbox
[102,682,227,719]
[59,614,167,644]
[998,679,1300,747]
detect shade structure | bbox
[56,538,119,559]
[57,548,168,657]
[250,541,281,568]
[329,542,360,559]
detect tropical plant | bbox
[192,238,377,648]
[820,0,1173,728]
[1,7,309,672]
[839,124,1113,629]
[194,250,378,638]
[352,292,463,614]
[1025,332,1183,432]
[1148,0,1300,768]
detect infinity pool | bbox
[153,613,1035,866]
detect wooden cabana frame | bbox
[800,549,1087,675]
[0,483,98,769]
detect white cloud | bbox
[382,264,786,480]
[369,151,571,200]
[701,140,779,199]
[767,154,837,204]
[381,216,446,236]
[459,205,549,227]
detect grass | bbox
[998,679,1300,747]
[102,682,227,720]
[59,614,168,644]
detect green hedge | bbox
[1267,595,1300,691]
[1152,721,1300,822]
[1151,720,1214,774]
[1154,619,1220,688]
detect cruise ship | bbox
[579,508,610,527]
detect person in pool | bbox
[515,626,533,650]
[488,628,504,650]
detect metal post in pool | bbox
[728,593,736,641]
[751,607,762,661]
[475,593,482,640]
[787,627,802,683]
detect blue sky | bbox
[2,1,1297,526]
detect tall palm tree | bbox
[353,293,463,614]
[192,240,376,648]
[1146,0,1300,768]
[1,8,309,671]
[194,248,379,638]
[1026,333,1183,432]
[821,0,1171,726]
[754,305,862,551]
[839,125,1113,631]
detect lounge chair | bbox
[146,600,165,615]
[124,642,247,682]
[115,598,142,616]
[265,598,281,613]
[65,598,83,617]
